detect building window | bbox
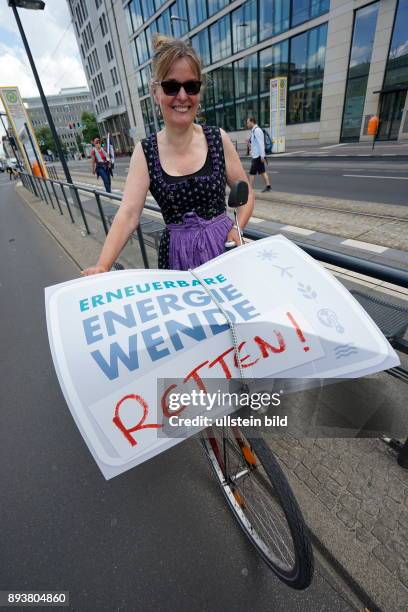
[340,3,379,141]
[191,29,211,67]
[259,40,289,127]
[140,98,155,135]
[146,22,158,58]
[231,0,257,54]
[384,0,408,89]
[127,0,143,35]
[291,0,329,27]
[288,22,328,124]
[137,67,150,97]
[208,0,228,17]
[259,0,289,40]
[105,41,114,62]
[141,0,156,20]
[100,14,108,37]
[170,0,189,37]
[210,14,231,64]
[136,31,149,65]
[157,8,172,37]
[131,40,139,68]
[189,0,208,29]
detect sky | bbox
[0,0,87,154]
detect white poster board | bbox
[45,236,399,479]
[270,77,287,153]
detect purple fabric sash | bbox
[166,211,233,270]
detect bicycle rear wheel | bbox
[201,426,314,589]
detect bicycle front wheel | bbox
[201,427,314,589]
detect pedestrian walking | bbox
[246,117,271,193]
[82,34,253,275]
[91,137,112,193]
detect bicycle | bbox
[113,181,314,590]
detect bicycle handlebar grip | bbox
[225,240,237,251]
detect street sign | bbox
[270,77,287,153]
[0,85,48,177]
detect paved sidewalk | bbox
[15,180,408,611]
[264,431,408,612]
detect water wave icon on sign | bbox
[334,343,358,359]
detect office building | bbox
[24,87,93,154]
[67,0,137,153]
[70,0,408,145]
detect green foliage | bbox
[75,133,84,154]
[34,126,67,156]
[81,111,99,143]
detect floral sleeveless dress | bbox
[141,126,229,269]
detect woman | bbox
[91,137,112,193]
[82,35,254,276]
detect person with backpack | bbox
[91,137,112,193]
[246,117,271,193]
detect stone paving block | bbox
[386,537,408,562]
[321,454,339,472]
[312,463,330,484]
[388,478,406,504]
[301,451,318,471]
[357,509,376,531]
[398,509,408,530]
[305,473,321,495]
[355,527,378,550]
[326,477,343,497]
[318,488,337,511]
[347,477,365,499]
[363,495,382,510]
[339,494,360,517]
[372,522,393,546]
[398,563,408,589]
[372,544,399,575]
[294,463,309,483]
[331,469,349,486]
[336,507,356,529]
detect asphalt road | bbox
[63,156,408,206]
[0,174,355,611]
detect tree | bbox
[75,133,84,154]
[81,111,99,143]
[35,126,67,156]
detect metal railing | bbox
[18,170,408,289]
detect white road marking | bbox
[249,217,263,224]
[321,143,348,149]
[272,150,306,156]
[341,239,388,253]
[343,174,408,180]
[281,225,316,235]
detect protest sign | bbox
[45,235,399,479]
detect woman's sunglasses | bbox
[154,80,202,96]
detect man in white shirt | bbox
[246,117,271,192]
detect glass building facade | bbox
[124,0,329,134]
[340,2,379,141]
[124,0,407,141]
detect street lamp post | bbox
[8,0,90,231]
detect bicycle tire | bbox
[201,428,314,589]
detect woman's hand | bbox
[226,226,242,246]
[81,265,109,276]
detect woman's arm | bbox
[220,128,254,244]
[82,142,150,275]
